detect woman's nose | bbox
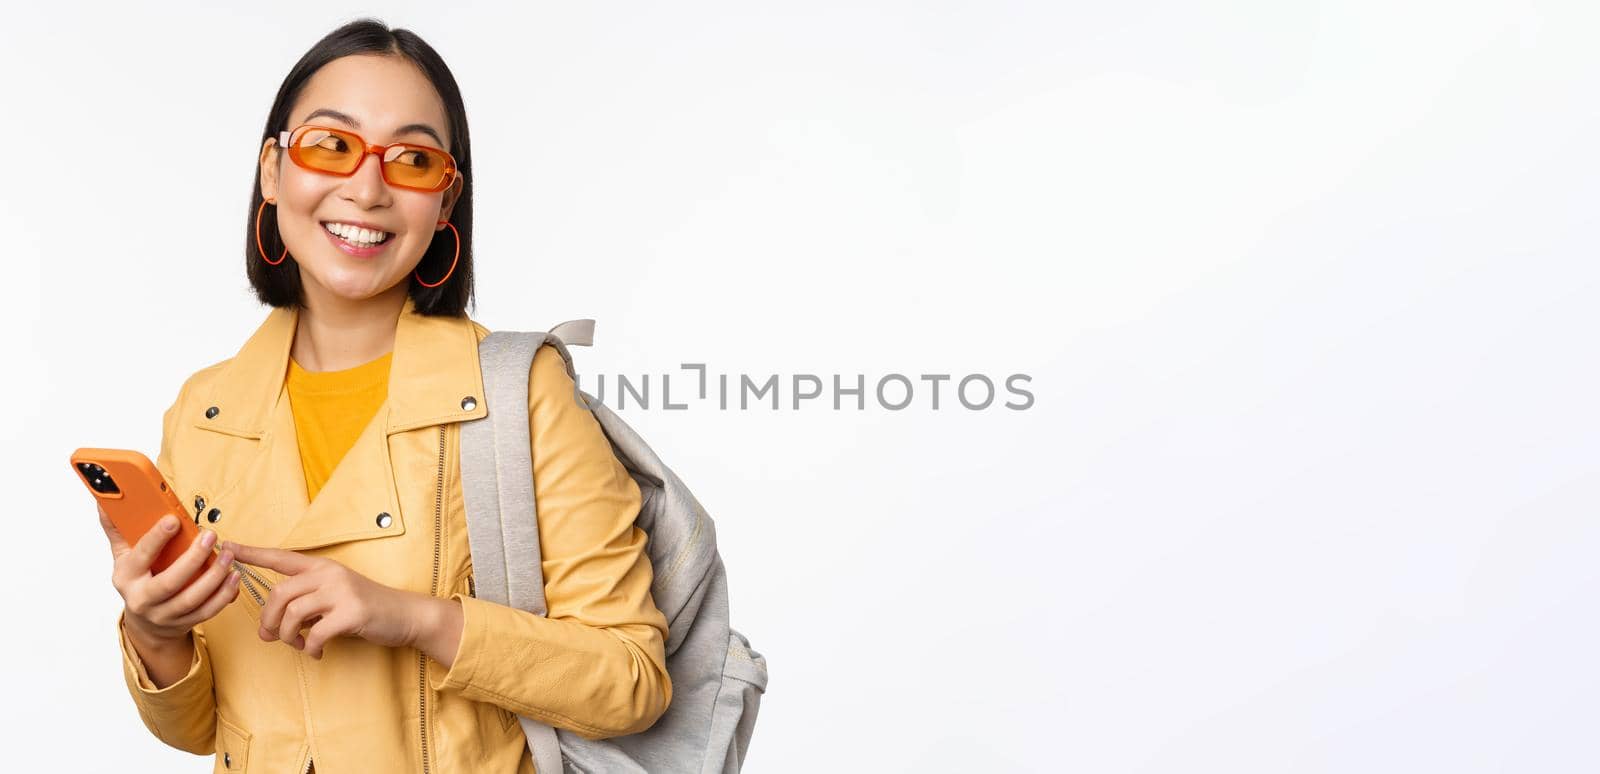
[341,149,392,205]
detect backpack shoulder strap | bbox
[462,330,548,612]
[460,321,594,774]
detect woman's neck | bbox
[290,284,408,372]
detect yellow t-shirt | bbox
[285,350,393,502]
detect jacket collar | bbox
[194,296,488,438]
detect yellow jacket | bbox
[115,297,672,773]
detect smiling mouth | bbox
[320,221,394,248]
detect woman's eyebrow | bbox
[301,108,446,148]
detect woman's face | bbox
[258,54,463,306]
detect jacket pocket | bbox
[705,628,767,770]
[451,563,481,605]
[214,714,251,771]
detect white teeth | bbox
[323,222,390,247]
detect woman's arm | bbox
[424,343,673,740]
[113,379,219,754]
[121,617,199,689]
[117,611,217,753]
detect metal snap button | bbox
[205,406,220,419]
[223,752,231,767]
[376,512,393,528]
[461,396,477,411]
[207,508,221,523]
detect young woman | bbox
[98,19,672,773]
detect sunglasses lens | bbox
[290,128,363,174]
[382,145,452,191]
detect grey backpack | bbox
[459,322,768,773]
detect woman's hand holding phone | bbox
[100,504,242,684]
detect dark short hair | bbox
[245,18,474,317]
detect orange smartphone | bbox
[71,447,218,585]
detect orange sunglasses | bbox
[277,124,458,192]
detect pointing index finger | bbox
[222,540,313,576]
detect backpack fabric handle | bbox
[547,318,595,347]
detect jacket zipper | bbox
[233,561,271,607]
[419,424,446,774]
[236,572,267,607]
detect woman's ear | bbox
[438,171,465,225]
[258,138,280,201]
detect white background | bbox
[3,1,1596,771]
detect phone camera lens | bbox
[79,464,120,495]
